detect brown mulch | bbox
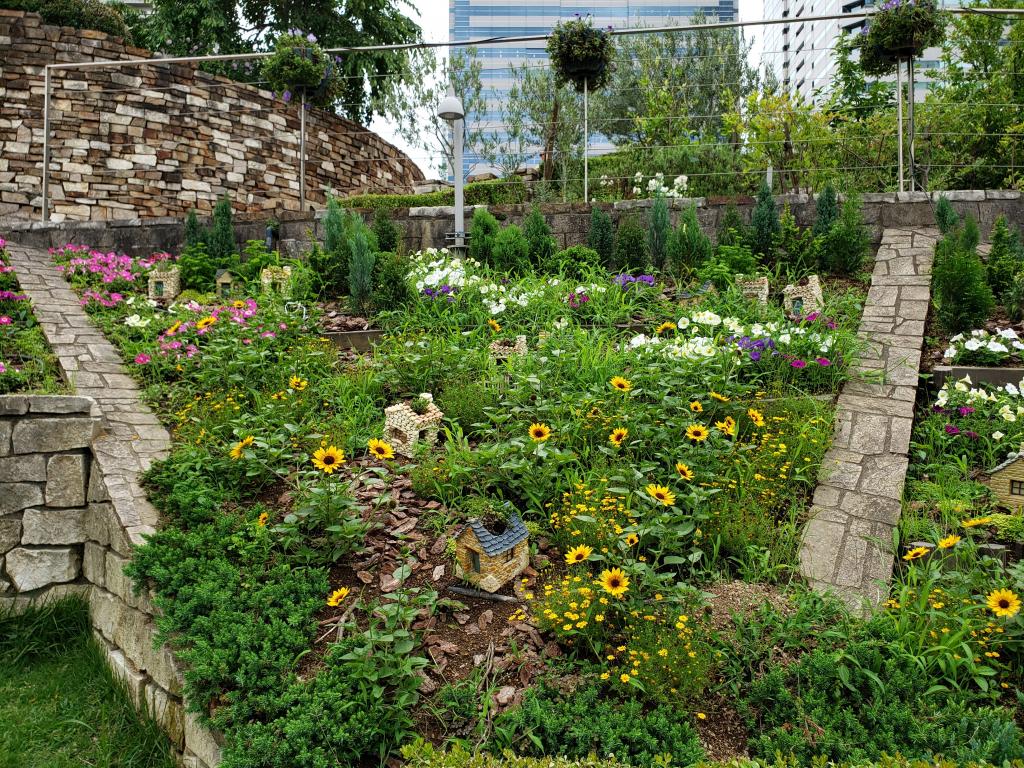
[695,693,751,762]
[317,301,375,332]
[702,580,791,634]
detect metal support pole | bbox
[583,77,588,204]
[299,93,307,212]
[907,57,916,192]
[41,65,51,223]
[454,115,465,249]
[896,61,905,193]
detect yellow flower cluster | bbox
[548,481,637,553]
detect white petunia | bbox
[993,431,1005,440]
[965,339,982,351]
[124,314,150,328]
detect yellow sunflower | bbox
[529,423,552,442]
[610,376,632,392]
[962,516,994,528]
[676,462,694,481]
[715,416,736,436]
[646,484,676,506]
[565,544,593,565]
[747,408,766,427]
[686,424,710,442]
[598,567,630,598]
[257,511,269,527]
[655,321,677,335]
[488,318,501,333]
[623,532,639,546]
[195,315,217,330]
[232,299,247,309]
[289,375,308,391]
[327,587,351,607]
[166,321,182,336]
[987,588,1021,618]
[609,427,629,447]
[710,391,730,402]
[937,534,961,549]
[367,438,395,460]
[229,435,254,460]
[902,545,931,561]
[312,445,345,474]
[689,400,703,413]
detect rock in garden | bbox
[356,570,374,584]
[495,686,516,706]
[430,536,447,555]
[432,564,445,581]
[478,609,493,630]
[6,546,80,591]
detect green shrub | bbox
[22,0,132,40]
[402,740,631,768]
[819,196,869,276]
[286,260,317,302]
[775,204,821,274]
[337,178,528,211]
[491,684,705,766]
[548,245,601,280]
[986,216,1023,298]
[666,203,713,276]
[314,202,377,298]
[183,210,203,249]
[698,242,759,289]
[437,379,496,437]
[613,216,650,272]
[716,204,747,246]
[935,194,959,234]
[491,225,531,274]
[647,193,670,270]
[813,183,839,237]
[469,208,501,267]
[587,207,615,266]
[176,243,218,292]
[348,229,375,315]
[207,195,237,264]
[1005,270,1024,321]
[933,221,994,333]
[524,207,557,269]
[237,240,280,283]
[750,181,779,260]
[372,210,401,253]
[371,251,412,313]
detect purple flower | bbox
[0,316,11,325]
[791,359,807,369]
[283,90,292,103]
[945,424,960,435]
[815,357,831,366]
[965,431,980,440]
[134,353,151,365]
[958,406,975,416]
[0,362,6,374]
[749,350,761,362]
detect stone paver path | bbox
[6,245,171,545]
[799,227,937,612]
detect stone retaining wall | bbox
[5,189,1022,258]
[0,11,424,223]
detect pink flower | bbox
[791,359,807,369]
[815,357,831,366]
[0,316,11,325]
[0,362,6,374]
[134,353,151,365]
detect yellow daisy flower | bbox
[715,416,736,436]
[686,424,710,442]
[289,375,308,391]
[529,422,552,442]
[487,318,501,333]
[327,587,350,607]
[646,484,676,506]
[312,445,345,474]
[598,567,630,598]
[367,438,395,460]
[195,315,216,330]
[257,511,269,527]
[610,376,632,392]
[937,534,960,549]
[710,391,730,402]
[962,516,994,528]
[565,544,593,564]
[747,408,765,427]
[902,545,931,561]
[987,588,1021,618]
[676,462,694,481]
[655,321,676,335]
[609,427,629,447]
[229,435,254,460]
[689,401,703,412]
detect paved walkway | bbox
[799,227,937,612]
[6,245,171,544]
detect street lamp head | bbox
[437,94,465,121]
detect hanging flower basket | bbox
[547,16,614,93]
[860,0,945,74]
[262,31,343,109]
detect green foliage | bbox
[933,218,995,333]
[750,181,779,261]
[813,183,839,237]
[261,32,341,108]
[491,225,530,274]
[372,209,401,253]
[935,195,960,234]
[613,216,650,272]
[861,0,944,75]
[647,194,671,270]
[402,740,631,768]
[587,207,615,266]
[469,208,501,267]
[349,229,376,315]
[176,243,218,292]
[819,196,869,276]
[337,179,528,212]
[183,209,202,248]
[523,207,558,269]
[0,597,90,661]
[1006,271,1024,321]
[371,251,413,313]
[436,379,496,437]
[986,215,1023,298]
[237,240,280,283]
[698,242,759,289]
[717,204,748,246]
[324,196,347,257]
[547,16,615,92]
[548,245,602,280]
[667,203,713,275]
[13,0,132,39]
[314,201,377,298]
[207,195,237,264]
[775,205,821,274]
[491,684,705,766]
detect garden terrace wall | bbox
[5,190,1022,258]
[0,10,424,223]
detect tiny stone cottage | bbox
[783,274,823,317]
[383,394,444,458]
[147,268,180,303]
[453,514,529,593]
[985,453,1024,510]
[489,335,528,362]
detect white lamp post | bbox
[437,92,466,251]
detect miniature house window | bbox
[154,280,164,297]
[470,551,481,572]
[505,548,516,563]
[1011,480,1024,496]
[791,297,804,315]
[219,282,231,298]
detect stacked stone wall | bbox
[0,10,424,223]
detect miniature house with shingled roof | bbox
[454,514,530,593]
[985,452,1024,510]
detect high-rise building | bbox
[449,0,739,176]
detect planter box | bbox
[323,329,386,352]
[930,365,1024,390]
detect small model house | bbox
[783,274,823,317]
[147,267,181,303]
[260,266,292,298]
[489,335,527,362]
[985,453,1024,510]
[215,269,236,298]
[383,393,444,458]
[736,274,769,305]
[679,280,716,308]
[454,514,530,593]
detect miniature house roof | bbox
[989,452,1024,474]
[457,514,529,555]
[215,269,233,280]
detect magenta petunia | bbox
[0,316,11,325]
[134,353,151,365]
[815,357,831,366]
[945,424,960,435]
[791,359,807,369]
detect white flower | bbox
[999,328,1019,339]
[1006,383,1020,396]
[676,317,690,330]
[950,333,965,342]
[993,430,1005,441]
[634,171,643,182]
[987,341,1009,354]
[691,310,721,327]
[965,339,982,351]
[942,346,957,360]
[553,317,569,330]
[124,314,150,328]
[779,333,792,345]
[125,296,136,306]
[632,187,641,195]
[723,317,743,334]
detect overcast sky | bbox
[371,0,764,177]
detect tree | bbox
[750,181,779,261]
[823,33,894,121]
[588,207,615,266]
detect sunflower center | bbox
[999,599,1010,608]
[323,456,336,465]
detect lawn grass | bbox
[0,598,176,768]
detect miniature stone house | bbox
[383,393,444,458]
[489,335,527,362]
[783,274,823,317]
[678,280,716,308]
[736,275,769,305]
[215,269,236,298]
[453,514,530,592]
[985,453,1024,510]
[147,268,181,303]
[260,266,291,298]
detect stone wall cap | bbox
[986,190,1022,200]
[936,190,985,202]
[896,191,930,202]
[27,395,96,415]
[859,193,897,203]
[0,396,29,415]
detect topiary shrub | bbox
[819,196,869,276]
[666,203,713,276]
[933,218,994,333]
[587,207,615,267]
[371,251,412,313]
[206,195,237,265]
[750,180,779,261]
[523,206,557,269]
[647,193,670,270]
[548,245,601,280]
[469,208,500,267]
[183,209,203,249]
[935,195,959,234]
[613,216,650,272]
[716,204,747,247]
[348,230,376,315]
[372,210,401,254]
[775,204,821,275]
[491,225,530,274]
[986,215,1023,298]
[813,183,838,237]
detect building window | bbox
[505,548,516,563]
[1011,480,1024,496]
[470,551,481,572]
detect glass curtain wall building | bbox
[449,0,738,176]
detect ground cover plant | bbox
[42,190,1024,766]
